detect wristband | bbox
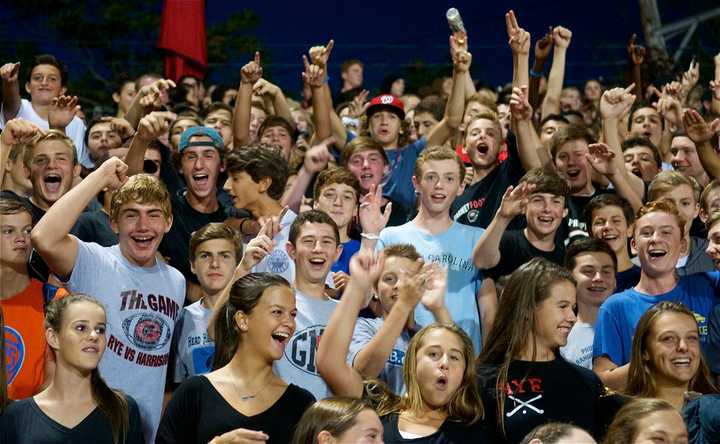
[529,69,543,78]
[360,232,380,240]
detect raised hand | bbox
[348,249,385,293]
[331,271,350,292]
[138,79,176,109]
[656,88,683,128]
[509,85,532,121]
[587,143,617,177]
[348,90,369,118]
[301,55,325,88]
[681,59,700,95]
[710,80,720,101]
[682,109,720,145]
[627,34,645,65]
[136,111,175,142]
[359,184,391,236]
[450,34,472,73]
[252,78,281,98]
[600,84,636,120]
[397,259,427,307]
[505,10,530,55]
[240,52,263,85]
[238,222,276,274]
[257,206,288,240]
[94,157,129,191]
[534,28,553,60]
[552,26,572,49]
[498,181,534,219]
[303,137,334,173]
[108,117,135,140]
[420,263,448,312]
[0,62,20,83]
[1,118,40,145]
[48,95,81,129]
[308,39,334,71]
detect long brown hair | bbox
[0,307,7,414]
[368,323,484,425]
[45,294,129,444]
[477,258,575,435]
[626,301,717,398]
[212,273,291,369]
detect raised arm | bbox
[124,111,174,176]
[124,79,175,130]
[0,119,40,188]
[506,10,530,89]
[425,34,469,146]
[357,184,391,251]
[307,40,335,143]
[529,29,552,109]
[31,157,128,279]
[684,109,720,180]
[316,250,384,398]
[587,143,643,212]
[232,52,263,147]
[280,137,333,212]
[509,85,542,171]
[0,62,21,121]
[711,53,720,116]
[541,26,572,119]
[253,78,295,132]
[472,182,532,269]
[627,35,645,103]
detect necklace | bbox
[230,371,272,401]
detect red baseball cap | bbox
[366,94,405,120]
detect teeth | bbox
[672,358,690,364]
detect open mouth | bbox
[642,131,653,139]
[430,193,446,202]
[271,330,290,346]
[648,248,667,259]
[537,215,554,225]
[192,173,210,188]
[587,285,608,295]
[435,375,448,390]
[671,357,691,368]
[131,235,155,249]
[43,174,62,194]
[308,257,327,269]
[476,144,489,155]
[82,346,99,353]
[566,168,581,179]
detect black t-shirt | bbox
[478,358,607,444]
[380,412,491,444]
[484,230,565,281]
[70,210,118,247]
[451,134,525,230]
[156,376,315,444]
[615,265,641,292]
[159,189,228,284]
[564,187,615,243]
[0,395,144,444]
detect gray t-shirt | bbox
[274,289,337,400]
[560,322,594,370]
[68,240,186,443]
[171,300,214,383]
[347,317,410,394]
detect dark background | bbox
[1,0,718,112]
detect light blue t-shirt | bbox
[378,221,484,352]
[171,300,214,383]
[593,272,720,366]
[383,138,428,208]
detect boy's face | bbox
[655,184,698,236]
[169,118,198,152]
[700,187,720,223]
[375,255,421,316]
[180,137,222,201]
[30,139,79,209]
[346,149,388,192]
[314,183,357,230]
[369,111,401,147]
[204,109,233,148]
[461,101,493,126]
[343,63,363,88]
[560,88,581,112]
[260,125,293,160]
[249,106,266,141]
[630,107,662,147]
[632,211,686,278]
[26,64,65,105]
[413,112,438,139]
[0,210,32,267]
[525,192,567,237]
[540,119,568,146]
[112,201,172,267]
[571,252,616,309]
[590,205,632,254]
[464,118,501,170]
[223,171,264,209]
[191,238,238,295]
[5,154,32,195]
[670,136,704,180]
[286,222,341,284]
[87,122,122,164]
[705,221,720,270]
[554,139,590,194]
[413,159,464,215]
[623,145,659,183]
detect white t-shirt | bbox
[67,239,186,443]
[1,98,89,167]
[560,322,595,369]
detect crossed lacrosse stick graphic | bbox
[506,394,545,417]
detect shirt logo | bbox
[380,95,393,104]
[122,313,172,351]
[4,326,24,386]
[285,325,324,375]
[268,249,289,274]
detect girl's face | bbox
[332,409,384,444]
[531,280,577,356]
[645,312,700,388]
[240,285,297,361]
[414,328,466,409]
[633,410,688,444]
[50,301,107,373]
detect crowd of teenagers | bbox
[2,8,720,444]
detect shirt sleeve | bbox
[170,310,187,384]
[67,238,106,289]
[592,300,625,365]
[347,319,378,367]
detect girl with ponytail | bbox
[157,273,316,444]
[0,294,143,443]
